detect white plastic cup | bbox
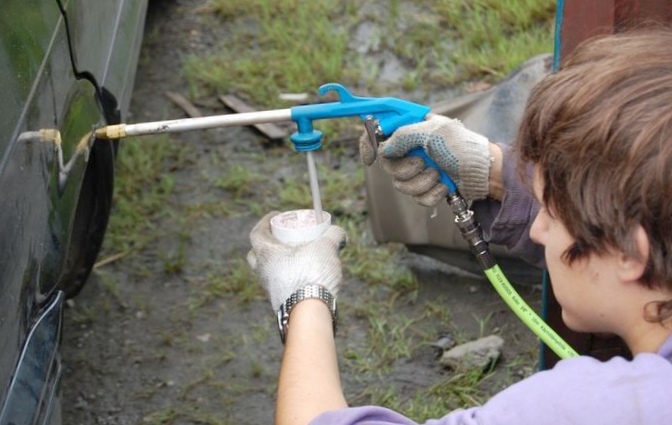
[270,209,331,246]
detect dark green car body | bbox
[0,0,147,423]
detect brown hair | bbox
[516,27,672,322]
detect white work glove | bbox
[246,212,348,312]
[359,114,491,206]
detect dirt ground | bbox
[61,1,544,424]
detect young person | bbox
[247,27,672,425]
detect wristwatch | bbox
[277,284,338,344]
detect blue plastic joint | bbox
[290,117,323,152]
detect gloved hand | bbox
[247,212,348,312]
[359,114,492,206]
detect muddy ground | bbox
[61,1,544,424]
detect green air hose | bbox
[437,190,579,360]
[439,193,579,359]
[484,265,579,359]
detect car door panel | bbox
[63,0,148,120]
[0,0,145,421]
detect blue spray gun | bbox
[288,83,457,222]
[291,83,453,187]
[94,83,577,359]
[290,84,491,269]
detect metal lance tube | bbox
[95,109,293,139]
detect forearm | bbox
[276,299,348,425]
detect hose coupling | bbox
[447,194,496,269]
[448,194,469,218]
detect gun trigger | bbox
[363,116,380,162]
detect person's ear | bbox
[617,225,650,282]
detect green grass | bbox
[214,163,265,197]
[186,0,555,105]
[432,0,556,82]
[356,367,490,421]
[188,258,265,309]
[341,219,418,292]
[185,0,357,108]
[102,135,188,256]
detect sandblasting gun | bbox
[94,83,577,359]
[94,83,482,257]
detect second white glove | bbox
[247,212,347,312]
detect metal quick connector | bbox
[447,195,496,269]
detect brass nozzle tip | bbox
[95,124,126,139]
[39,129,62,145]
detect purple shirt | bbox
[471,143,544,268]
[311,334,672,425]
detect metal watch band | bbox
[276,284,337,344]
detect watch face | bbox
[277,308,289,344]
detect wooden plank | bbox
[218,94,288,141]
[165,91,202,118]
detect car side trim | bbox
[0,291,64,425]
